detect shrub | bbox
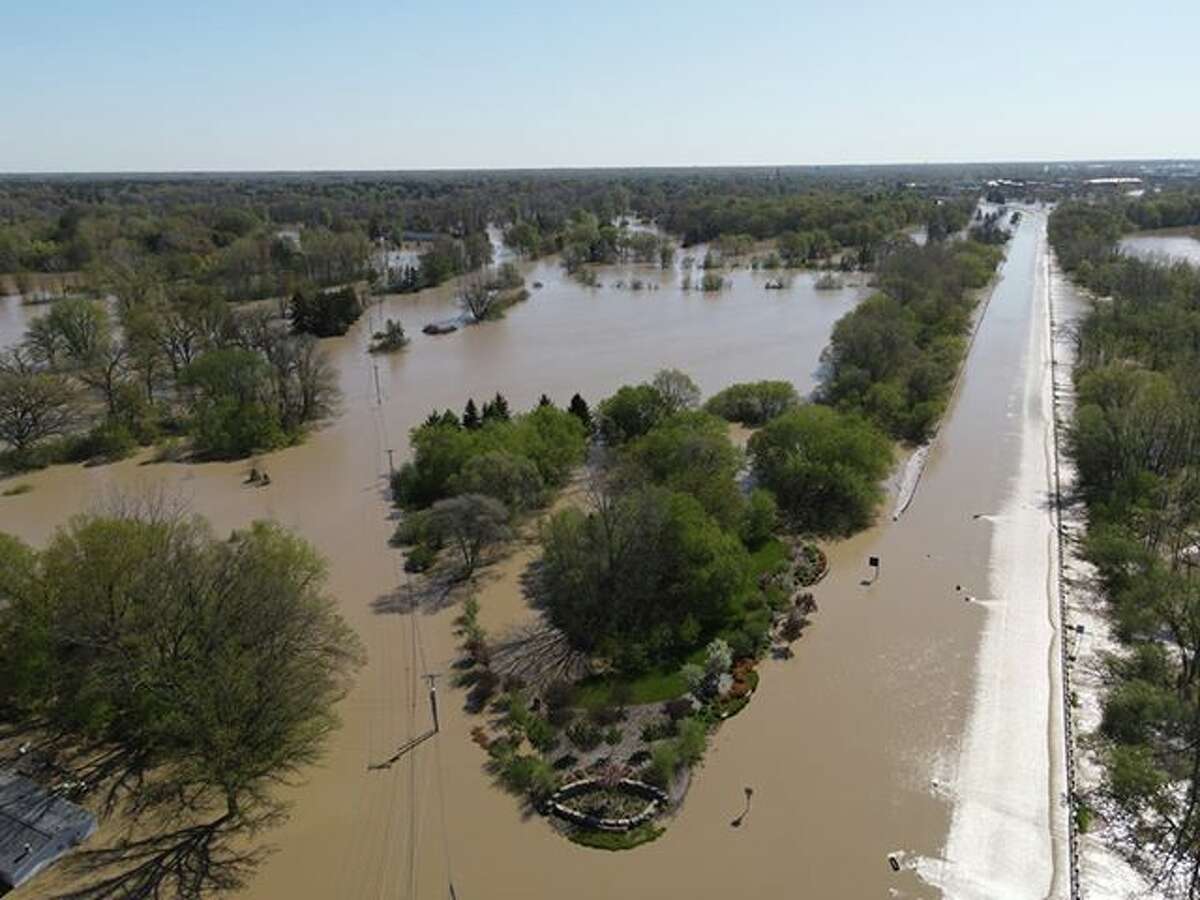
[640,719,676,742]
[403,542,437,573]
[675,718,707,766]
[662,698,694,721]
[645,743,680,788]
[500,753,559,803]
[544,679,576,712]
[392,509,437,547]
[526,716,560,753]
[704,638,732,678]
[75,421,136,463]
[567,720,603,751]
[1107,744,1166,808]
[704,381,799,425]
[369,318,409,353]
[681,663,706,696]
[587,704,625,727]
[467,669,500,710]
[740,489,778,548]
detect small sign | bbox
[869,556,880,568]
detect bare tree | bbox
[79,341,130,414]
[0,364,77,454]
[458,274,495,322]
[652,368,701,413]
[24,315,66,367]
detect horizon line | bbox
[2,156,1199,179]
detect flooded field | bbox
[1,254,868,898]
[1120,228,1200,266]
[0,213,1070,899]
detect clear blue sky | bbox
[2,0,1196,172]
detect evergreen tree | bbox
[484,393,508,424]
[568,393,592,432]
[538,394,553,408]
[463,398,481,430]
[439,409,461,428]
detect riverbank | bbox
[1048,257,1154,899]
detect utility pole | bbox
[424,673,440,734]
[373,364,382,405]
[387,448,395,474]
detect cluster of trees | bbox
[819,239,1004,442]
[555,212,676,274]
[0,202,371,304]
[925,197,975,242]
[539,371,796,675]
[386,232,494,293]
[535,362,902,672]
[0,509,363,896]
[369,318,409,353]
[1120,190,1200,232]
[289,285,363,337]
[456,262,529,322]
[0,287,341,468]
[747,405,892,535]
[968,209,1013,245]
[658,189,931,251]
[1,171,982,303]
[390,397,588,575]
[1050,197,1200,893]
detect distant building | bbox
[401,230,442,243]
[0,770,97,890]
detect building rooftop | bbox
[0,770,97,889]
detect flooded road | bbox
[1,214,1068,899]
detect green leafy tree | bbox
[704,380,799,425]
[429,493,512,577]
[748,405,892,535]
[0,513,363,896]
[181,348,283,457]
[597,383,668,445]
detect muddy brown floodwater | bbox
[0,214,1066,899]
[1,254,864,898]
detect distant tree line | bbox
[0,172,988,303]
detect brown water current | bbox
[0,214,1062,899]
